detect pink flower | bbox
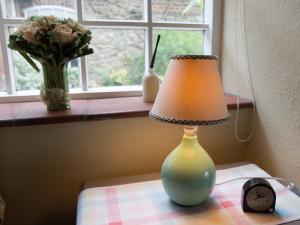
[17,21,48,44]
[74,23,87,34]
[52,24,75,44]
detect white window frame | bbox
[0,0,222,103]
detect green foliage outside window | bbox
[10,0,204,90]
[14,30,203,89]
[151,30,203,78]
[14,52,42,91]
[127,30,203,83]
[14,52,80,90]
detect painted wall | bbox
[221,0,300,185]
[0,110,250,225]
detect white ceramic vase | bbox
[142,68,160,103]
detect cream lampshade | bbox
[150,55,230,206]
[150,55,230,124]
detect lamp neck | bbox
[183,126,198,137]
[180,126,199,147]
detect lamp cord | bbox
[215,176,300,197]
[234,0,256,143]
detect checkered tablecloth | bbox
[76,164,300,225]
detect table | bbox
[77,162,300,225]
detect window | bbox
[0,43,6,92]
[0,0,220,102]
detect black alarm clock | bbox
[242,178,276,213]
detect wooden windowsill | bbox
[0,94,253,127]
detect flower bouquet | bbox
[8,16,93,111]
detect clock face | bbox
[246,185,275,212]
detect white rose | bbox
[52,24,75,44]
[17,22,46,44]
[75,23,87,34]
[45,16,56,21]
[17,25,37,44]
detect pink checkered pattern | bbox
[77,164,300,225]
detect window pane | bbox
[153,30,203,77]
[5,0,76,18]
[87,29,145,88]
[68,60,81,89]
[12,51,43,91]
[9,25,80,91]
[12,52,80,91]
[152,0,204,23]
[0,44,6,92]
[83,0,144,21]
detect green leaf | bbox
[63,31,92,58]
[18,51,40,73]
[64,37,81,53]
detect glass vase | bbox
[40,63,70,111]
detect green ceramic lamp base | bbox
[161,126,216,206]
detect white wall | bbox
[0,110,250,225]
[222,0,300,185]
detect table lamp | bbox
[149,55,231,206]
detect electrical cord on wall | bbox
[215,177,300,197]
[234,0,256,143]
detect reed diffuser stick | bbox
[150,34,161,69]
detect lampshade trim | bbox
[149,112,231,126]
[170,55,217,60]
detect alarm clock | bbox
[241,178,276,213]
